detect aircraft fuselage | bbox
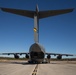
[29,43,45,63]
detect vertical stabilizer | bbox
[36,4,39,13]
[34,5,39,43]
[0,5,74,43]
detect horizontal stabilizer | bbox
[0,7,35,18]
[0,7,74,19]
[39,8,74,19]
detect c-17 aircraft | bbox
[0,5,75,63]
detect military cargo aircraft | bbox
[0,5,75,63]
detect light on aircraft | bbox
[34,28,37,32]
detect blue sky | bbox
[0,0,76,58]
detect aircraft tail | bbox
[0,7,74,43]
[39,8,74,19]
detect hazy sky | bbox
[0,0,76,58]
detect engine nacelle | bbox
[26,54,29,59]
[14,54,19,59]
[8,54,10,55]
[20,54,22,55]
[66,55,68,57]
[57,55,62,59]
[47,54,51,59]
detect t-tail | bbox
[0,5,74,43]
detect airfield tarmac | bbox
[0,60,76,75]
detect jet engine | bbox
[14,54,19,59]
[26,54,29,59]
[47,54,51,59]
[57,55,62,59]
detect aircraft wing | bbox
[0,7,34,18]
[0,52,29,55]
[45,52,75,56]
[39,8,74,19]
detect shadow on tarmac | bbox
[0,61,37,65]
[0,61,75,65]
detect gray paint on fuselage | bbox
[29,43,45,53]
[29,43,45,62]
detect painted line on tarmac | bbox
[32,64,38,75]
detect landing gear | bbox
[47,54,51,63]
[28,60,39,64]
[42,59,49,63]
